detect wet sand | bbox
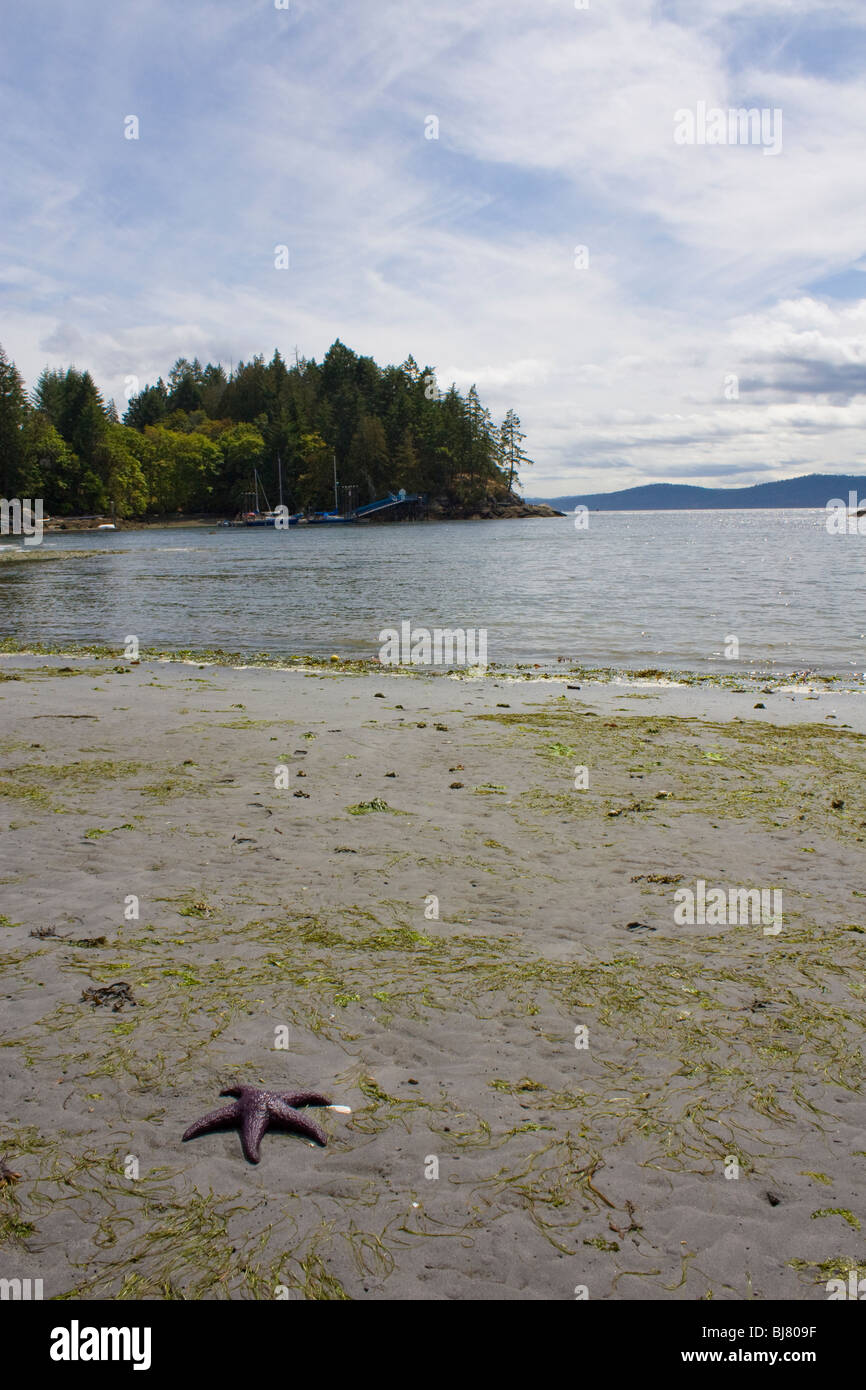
[1,654,864,1299]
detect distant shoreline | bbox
[533,471,866,512]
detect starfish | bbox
[182,1085,350,1163]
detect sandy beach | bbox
[1,653,864,1300]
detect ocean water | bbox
[1,510,863,674]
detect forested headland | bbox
[0,340,550,520]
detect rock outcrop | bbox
[426,489,564,520]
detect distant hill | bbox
[531,474,866,511]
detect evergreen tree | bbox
[124,380,168,430]
[500,408,532,490]
[32,367,67,428]
[0,345,28,496]
[393,427,421,493]
[296,432,332,510]
[347,416,390,501]
[465,384,498,488]
[0,340,534,517]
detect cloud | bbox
[728,297,866,400]
[1,0,865,492]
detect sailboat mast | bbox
[254,468,260,514]
[333,452,338,513]
[277,452,283,508]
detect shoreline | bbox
[35,504,564,533]
[1,640,863,692]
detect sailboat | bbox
[222,452,420,528]
[241,458,301,526]
[307,452,354,523]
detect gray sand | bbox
[0,655,864,1299]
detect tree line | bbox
[0,340,532,517]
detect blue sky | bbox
[2,0,866,493]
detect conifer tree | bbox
[0,345,28,496]
[500,408,532,490]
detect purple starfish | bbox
[182,1085,350,1163]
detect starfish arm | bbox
[269,1098,328,1146]
[279,1091,332,1109]
[182,1101,241,1142]
[240,1099,271,1163]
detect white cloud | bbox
[2,0,865,493]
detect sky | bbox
[2,0,866,495]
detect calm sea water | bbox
[1,511,863,674]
